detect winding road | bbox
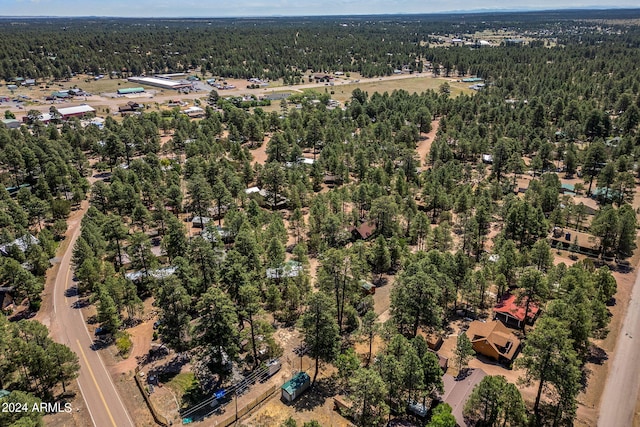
[598,255,640,426]
[46,201,135,427]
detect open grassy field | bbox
[256,74,473,113]
[327,75,472,103]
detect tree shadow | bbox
[8,308,36,321]
[374,276,388,287]
[290,377,335,412]
[90,337,113,351]
[72,298,90,309]
[587,344,608,365]
[455,368,473,381]
[151,352,190,380]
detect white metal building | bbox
[128,76,192,90]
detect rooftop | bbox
[266,260,303,279]
[0,234,39,255]
[493,293,539,323]
[125,266,176,282]
[351,221,376,240]
[466,320,521,361]
[281,371,310,395]
[129,76,190,88]
[58,105,95,116]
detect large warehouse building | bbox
[22,105,96,123]
[117,87,145,95]
[128,76,192,90]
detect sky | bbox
[3,0,638,17]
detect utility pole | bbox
[235,389,238,422]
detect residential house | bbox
[208,205,229,218]
[0,234,39,256]
[118,101,144,114]
[201,226,232,243]
[426,334,444,351]
[191,216,212,228]
[548,227,599,257]
[350,221,376,240]
[493,293,540,329]
[465,320,521,363]
[262,191,289,209]
[182,106,205,118]
[1,119,21,129]
[360,280,375,295]
[266,260,303,280]
[323,174,343,186]
[125,266,176,282]
[312,74,333,83]
[51,90,70,99]
[560,183,575,195]
[245,186,265,196]
[429,349,448,372]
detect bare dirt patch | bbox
[110,298,157,375]
[249,137,269,167]
[241,363,350,427]
[414,118,441,165]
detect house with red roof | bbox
[493,292,540,329]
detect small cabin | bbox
[281,372,310,403]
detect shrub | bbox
[115,331,132,357]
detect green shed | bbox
[281,371,310,403]
[117,87,145,95]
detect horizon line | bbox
[1,6,639,20]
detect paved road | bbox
[49,203,135,427]
[598,257,640,426]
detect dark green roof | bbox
[281,372,309,395]
[117,87,145,94]
[360,281,375,291]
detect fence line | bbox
[134,366,170,427]
[215,384,278,426]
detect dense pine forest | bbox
[1,9,640,427]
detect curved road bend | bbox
[598,256,640,427]
[50,204,135,427]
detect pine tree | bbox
[454,333,474,373]
[300,291,340,385]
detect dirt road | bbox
[45,200,135,427]
[598,253,640,426]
